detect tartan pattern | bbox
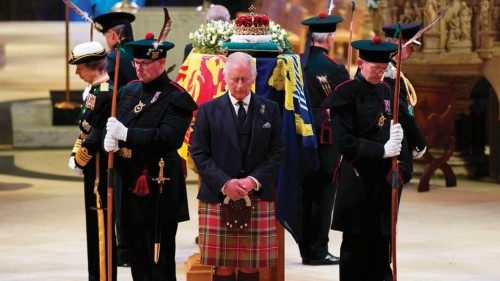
[198,195,278,268]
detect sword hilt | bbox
[154,242,161,264]
[153,158,169,186]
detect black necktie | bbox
[237,101,246,128]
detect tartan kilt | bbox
[198,195,278,268]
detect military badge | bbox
[134,100,145,114]
[260,104,266,114]
[147,48,163,60]
[151,91,161,104]
[86,94,96,110]
[81,120,92,132]
[93,22,104,33]
[378,113,386,127]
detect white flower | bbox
[191,20,234,54]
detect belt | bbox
[118,147,132,158]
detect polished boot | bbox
[237,271,259,281]
[212,273,236,281]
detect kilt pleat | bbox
[198,195,277,268]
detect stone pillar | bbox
[477,30,495,59]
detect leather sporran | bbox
[220,195,252,231]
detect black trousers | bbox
[339,232,391,281]
[124,217,179,281]
[299,169,335,259]
[83,163,117,281]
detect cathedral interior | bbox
[0,1,499,281]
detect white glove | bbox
[104,133,119,152]
[412,146,427,158]
[389,120,404,142]
[106,117,128,141]
[383,139,402,158]
[68,156,84,176]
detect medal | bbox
[378,113,386,127]
[134,101,145,114]
[151,91,161,104]
[81,120,91,132]
[384,99,391,115]
[86,94,96,110]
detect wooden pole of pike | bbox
[107,45,121,281]
[390,23,403,281]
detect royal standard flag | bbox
[257,54,319,242]
[175,53,227,169]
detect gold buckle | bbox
[119,148,132,158]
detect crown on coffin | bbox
[234,6,270,35]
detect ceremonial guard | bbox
[103,32,197,280]
[299,12,350,266]
[67,41,116,281]
[93,11,137,91]
[382,23,427,159]
[327,37,424,281]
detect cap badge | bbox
[147,48,162,60]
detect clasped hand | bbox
[224,177,256,201]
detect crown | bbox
[234,5,270,35]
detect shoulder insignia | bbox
[100,82,109,92]
[322,51,340,65]
[170,81,187,93]
[334,79,354,91]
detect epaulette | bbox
[334,79,354,91]
[322,51,340,65]
[127,79,141,85]
[170,83,197,111]
[170,81,187,93]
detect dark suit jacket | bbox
[190,93,285,203]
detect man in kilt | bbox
[190,52,285,281]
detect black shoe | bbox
[301,257,309,265]
[308,253,340,265]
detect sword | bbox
[153,158,169,263]
[403,7,449,47]
[93,152,106,281]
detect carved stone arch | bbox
[482,55,500,120]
